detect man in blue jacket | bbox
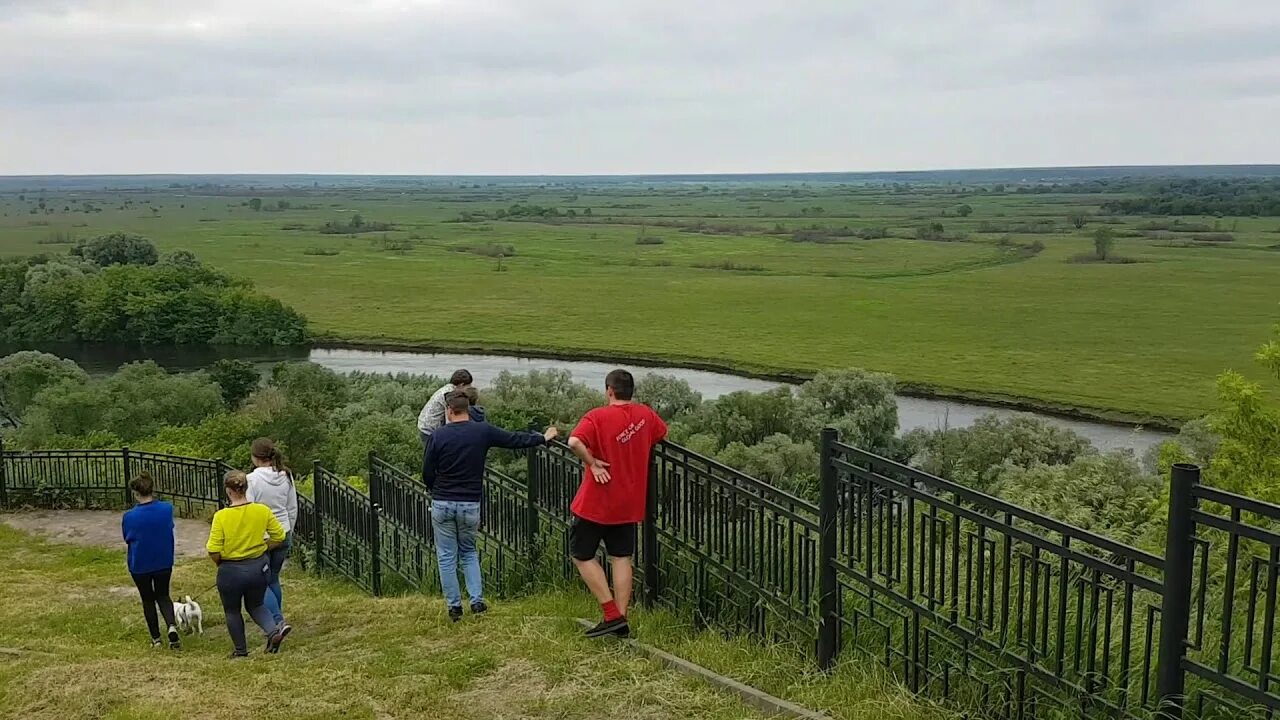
[423,391,558,621]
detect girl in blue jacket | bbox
[121,472,180,649]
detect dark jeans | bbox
[131,569,177,640]
[263,533,291,624]
[216,556,279,654]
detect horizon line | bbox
[4,162,1280,180]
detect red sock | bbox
[601,600,622,622]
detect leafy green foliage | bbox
[905,413,1094,492]
[1204,325,1280,502]
[70,232,158,266]
[0,351,88,427]
[208,359,260,408]
[717,434,818,500]
[0,251,307,345]
[1093,226,1116,260]
[482,369,601,431]
[16,361,223,445]
[992,452,1161,545]
[796,369,898,451]
[1100,178,1280,216]
[634,374,702,421]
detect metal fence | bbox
[0,440,228,516]
[818,432,1280,720]
[4,433,1279,720]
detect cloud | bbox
[2,0,1280,174]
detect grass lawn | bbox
[0,522,940,720]
[3,183,1278,422]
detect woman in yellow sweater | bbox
[207,470,290,658]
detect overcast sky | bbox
[3,0,1279,175]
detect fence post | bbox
[642,447,660,608]
[368,452,382,597]
[121,447,133,508]
[1156,463,1200,719]
[0,437,8,510]
[817,427,840,670]
[215,460,227,509]
[525,448,541,573]
[312,460,325,574]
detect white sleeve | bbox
[287,476,299,528]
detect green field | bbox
[3,181,1279,422]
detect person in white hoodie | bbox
[247,437,298,632]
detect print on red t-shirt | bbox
[569,402,668,525]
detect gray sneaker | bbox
[266,624,292,654]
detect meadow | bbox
[2,178,1279,423]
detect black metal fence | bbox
[3,432,1278,720]
[0,440,229,516]
[817,433,1280,720]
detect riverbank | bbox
[314,337,1189,433]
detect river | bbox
[1,343,1172,455]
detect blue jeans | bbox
[262,533,291,625]
[431,501,483,609]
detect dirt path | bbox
[0,509,212,558]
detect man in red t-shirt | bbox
[567,369,667,638]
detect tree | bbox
[916,223,945,241]
[71,233,159,267]
[955,204,973,217]
[1202,324,1280,502]
[208,359,261,409]
[905,413,1094,492]
[16,361,223,446]
[249,198,263,211]
[0,352,88,427]
[1093,226,1115,260]
[483,369,601,431]
[350,213,364,229]
[796,369,898,453]
[635,374,702,421]
[717,434,819,499]
[159,250,201,268]
[1069,212,1089,229]
[682,387,803,449]
[269,362,349,414]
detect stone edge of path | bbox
[575,618,832,720]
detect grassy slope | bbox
[3,187,1278,421]
[0,523,940,720]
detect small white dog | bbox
[173,595,203,635]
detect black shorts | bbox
[569,516,636,560]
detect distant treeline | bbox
[1100,178,1280,216]
[0,233,308,346]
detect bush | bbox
[992,452,1161,544]
[635,235,665,245]
[303,247,341,256]
[452,243,515,258]
[71,233,158,266]
[692,260,766,272]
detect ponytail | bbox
[250,437,290,475]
